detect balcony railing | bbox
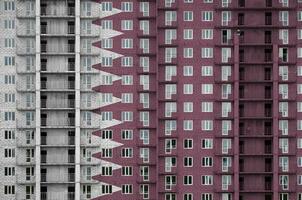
[40,81,75,90]
[41,99,75,109]
[40,173,75,182]
[41,192,75,200]
[41,155,75,164]
[40,7,75,17]
[41,117,75,127]
[41,44,75,54]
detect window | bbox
[298,11,302,21]
[201,175,213,185]
[201,66,213,76]
[184,194,193,200]
[183,176,193,185]
[101,2,112,11]
[184,29,193,40]
[122,184,133,194]
[101,20,113,29]
[4,1,15,11]
[121,111,133,122]
[183,102,193,112]
[121,93,133,103]
[4,112,15,121]
[202,84,213,94]
[183,66,193,76]
[202,157,213,167]
[121,2,133,12]
[184,84,193,94]
[201,48,213,58]
[4,185,15,195]
[101,130,112,139]
[201,193,213,200]
[184,139,193,149]
[121,130,133,140]
[4,148,15,158]
[184,48,193,58]
[202,102,213,112]
[101,39,113,49]
[4,130,15,140]
[101,166,112,176]
[121,57,133,67]
[184,11,193,21]
[4,167,15,176]
[201,120,213,130]
[101,185,112,194]
[121,39,133,49]
[121,148,133,158]
[183,120,193,130]
[4,38,15,48]
[202,139,213,149]
[102,57,113,67]
[184,157,193,167]
[4,19,15,29]
[202,29,213,39]
[122,75,133,85]
[121,20,133,30]
[202,11,213,21]
[4,93,15,103]
[4,56,15,66]
[121,166,133,176]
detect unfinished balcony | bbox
[41,167,75,183]
[40,149,75,165]
[40,76,75,91]
[41,94,75,110]
[40,1,75,18]
[40,112,75,128]
[40,57,75,73]
[40,39,75,55]
[41,130,75,147]
[40,20,75,36]
[41,191,75,200]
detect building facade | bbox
[1,0,302,200]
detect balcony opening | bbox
[280,48,288,62]
[264,121,272,135]
[41,77,47,89]
[41,40,47,53]
[40,3,47,16]
[239,68,245,80]
[265,86,272,99]
[68,76,75,89]
[41,132,47,145]
[41,168,47,182]
[265,103,272,117]
[68,21,75,34]
[68,58,75,71]
[238,13,245,25]
[239,86,244,99]
[264,140,272,154]
[41,150,47,163]
[41,58,47,71]
[265,31,272,43]
[239,49,244,62]
[41,95,47,108]
[239,31,245,43]
[41,186,47,200]
[265,12,272,25]
[68,131,75,145]
[265,176,272,190]
[68,186,75,200]
[264,49,272,62]
[68,40,75,53]
[239,177,244,190]
[239,104,244,117]
[239,140,244,154]
[68,94,75,108]
[239,158,244,172]
[265,195,272,200]
[41,21,47,34]
[68,168,75,182]
[68,149,75,163]
[222,30,230,44]
[265,158,272,172]
[238,0,245,7]
[68,113,75,126]
[68,2,75,16]
[266,0,272,7]
[239,122,245,135]
[264,68,271,80]
[41,113,47,126]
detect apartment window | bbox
[101,2,112,11]
[201,175,213,185]
[4,185,15,195]
[121,57,133,67]
[201,193,213,200]
[202,11,213,21]
[140,130,149,144]
[121,39,133,49]
[122,184,133,194]
[4,112,15,121]
[298,29,302,40]
[183,66,193,76]
[121,93,133,103]
[183,102,193,112]
[121,111,133,122]
[101,130,112,139]
[121,130,133,140]
[4,1,15,11]
[102,57,113,67]
[101,111,112,121]
[184,11,193,21]
[183,120,193,131]
[4,148,15,158]
[101,93,113,103]
[121,75,133,85]
[184,194,193,200]
[101,166,112,176]
[202,66,213,76]
[184,139,193,149]
[298,193,302,200]
[184,29,193,40]
[82,2,92,16]
[184,157,193,167]
[298,11,302,21]
[4,167,15,176]
[4,19,15,29]
[121,2,133,12]
[121,20,133,30]
[101,185,112,194]
[4,93,15,103]
[204,0,213,3]
[4,56,15,66]
[4,38,15,48]
[202,29,213,39]
[184,84,193,94]
[201,48,213,58]
[121,148,133,158]
[122,166,133,176]
[202,84,213,94]
[184,48,193,58]
[202,157,213,167]
[101,20,113,29]
[202,102,213,112]
[184,0,193,3]
[201,139,213,149]
[201,120,213,130]
[101,39,113,49]
[184,176,193,185]
[4,130,15,140]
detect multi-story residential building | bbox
[1,0,302,200]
